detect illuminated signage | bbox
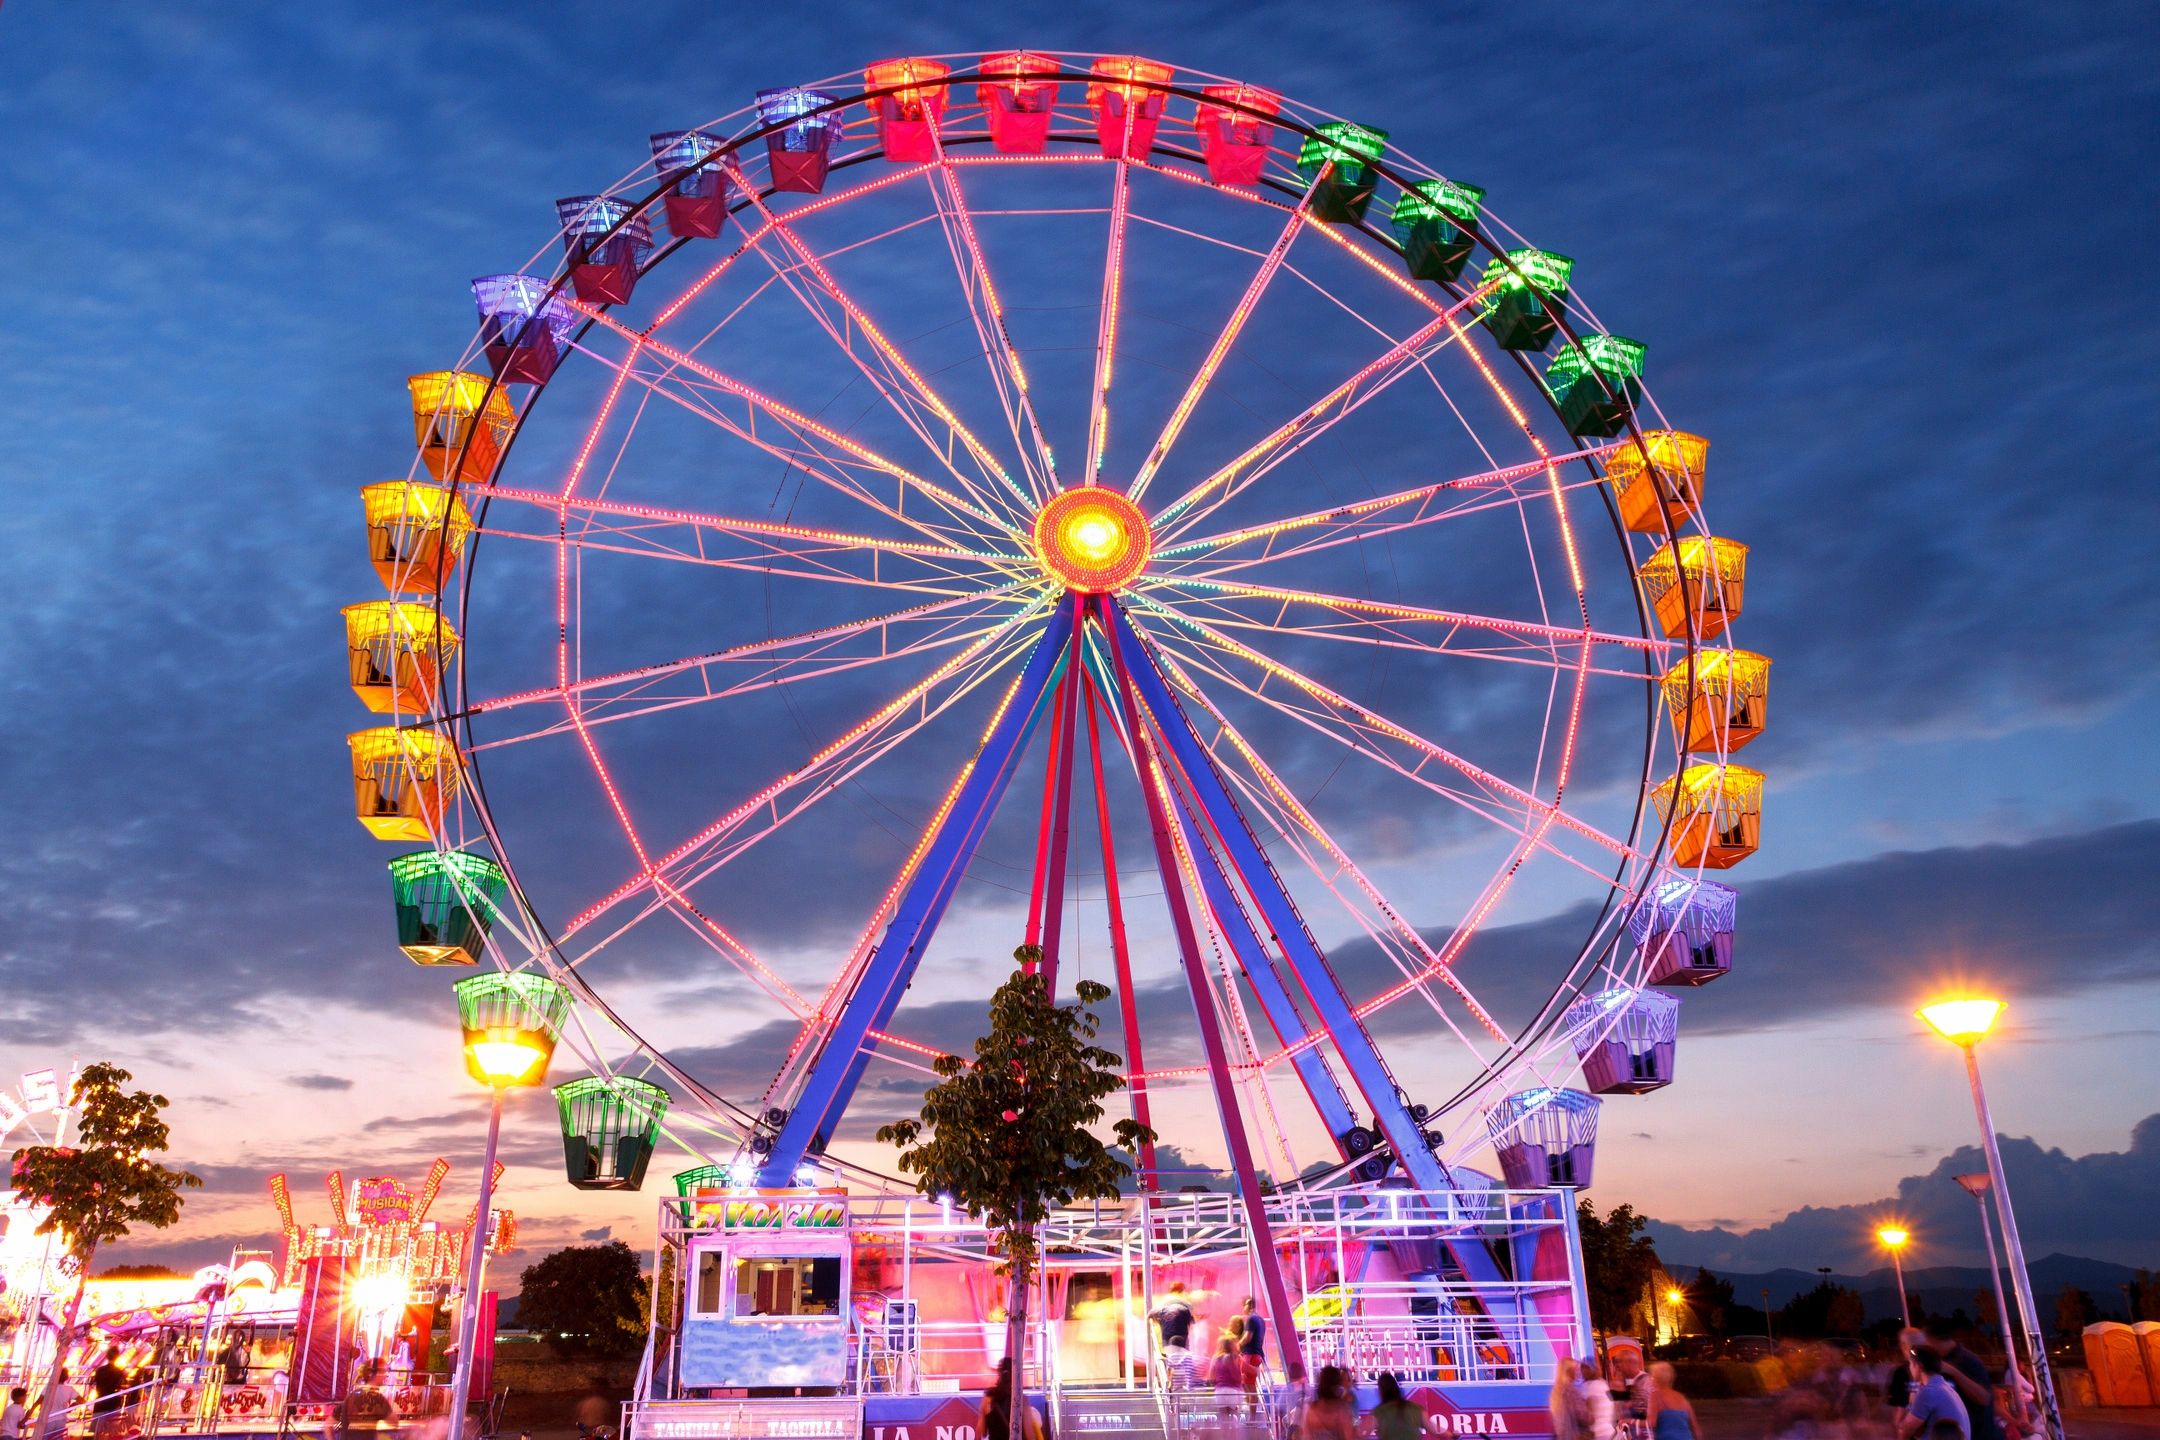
[0,1066,77,1142]
[686,1191,847,1232]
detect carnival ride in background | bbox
[340,52,1768,1438]
[3,1125,513,1439]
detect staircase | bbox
[1052,1386,1170,1440]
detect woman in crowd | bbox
[1369,1373,1428,1440]
[1647,1363,1702,1440]
[1306,1366,1358,1440]
[1550,1358,1589,1440]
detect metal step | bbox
[1054,1388,1169,1440]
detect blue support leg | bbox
[756,605,1076,1185]
[1168,780,1360,1138]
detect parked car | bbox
[1721,1335,1776,1361]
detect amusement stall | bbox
[1,1154,513,1439]
[336,45,1768,1440]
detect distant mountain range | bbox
[1670,1253,2148,1325]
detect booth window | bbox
[695,1251,726,1314]
[733,1256,842,1317]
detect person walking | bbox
[1646,1364,1701,1440]
[1151,1283,1196,1353]
[1304,1367,1357,1440]
[1898,1350,1971,1440]
[1160,1337,1200,1392]
[981,1358,1044,1440]
[1578,1355,1616,1440]
[1210,1334,1245,1416]
[1237,1297,1267,1394]
[88,1350,129,1440]
[1549,1359,1590,1440]
[1370,1373,1427,1440]
[40,1370,79,1440]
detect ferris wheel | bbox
[342,53,1769,1206]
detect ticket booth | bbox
[679,1192,852,1394]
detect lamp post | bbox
[447,972,570,1438]
[1876,1226,1912,1328]
[1955,1172,2023,1427]
[1665,1287,1686,1343]
[1919,997,2063,1440]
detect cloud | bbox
[580,1225,612,1242]
[1647,1114,2160,1271]
[289,1074,354,1092]
[1340,818,2160,1045]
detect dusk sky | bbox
[2,2,2155,1284]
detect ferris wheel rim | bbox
[376,53,1751,1189]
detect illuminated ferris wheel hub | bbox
[1031,486,1151,593]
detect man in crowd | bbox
[1924,1319,2002,1440]
[1900,1348,1972,1440]
[88,1351,130,1440]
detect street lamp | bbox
[448,972,570,1437]
[1918,996,2063,1440]
[1665,1288,1686,1341]
[1955,1172,2023,1428]
[1876,1226,1912,1328]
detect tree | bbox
[9,1063,200,1422]
[1692,1267,1737,1338]
[2054,1285,2099,1341]
[515,1240,647,1359]
[2130,1269,2160,1323]
[878,953,1150,1440]
[1778,1279,1865,1338]
[1576,1200,1660,1339]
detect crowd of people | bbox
[1075,1285,2039,1440]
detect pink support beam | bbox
[1101,601,1306,1383]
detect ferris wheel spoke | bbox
[477,522,1009,601]
[1082,159,1133,486]
[477,481,1027,571]
[923,129,1061,494]
[720,158,1039,519]
[560,597,1051,944]
[1126,163,1330,504]
[1145,622,1636,922]
[462,589,1032,748]
[1145,603,1656,684]
[1155,650,1510,1044]
[1152,446,1615,569]
[1132,596,1637,863]
[570,302,1027,548]
[1147,278,1501,540]
[559,336,1007,559]
[1163,467,1617,585]
[1142,576,1666,664]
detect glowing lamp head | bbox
[463,1034,551,1086]
[1666,1288,1685,1305]
[1876,1225,1910,1250]
[1918,997,2003,1045]
[453,971,570,1089]
[1033,489,1151,593]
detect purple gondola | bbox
[757,87,840,194]
[472,275,576,385]
[1564,988,1680,1095]
[650,131,729,239]
[556,196,653,306]
[1627,878,1737,987]
[1485,1088,1600,1189]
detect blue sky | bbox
[1,2,2155,1275]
